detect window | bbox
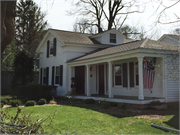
[110,33,116,43]
[115,65,122,85]
[43,68,46,84]
[114,61,139,88]
[50,41,54,55]
[135,62,139,85]
[55,66,60,84]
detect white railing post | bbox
[86,65,90,96]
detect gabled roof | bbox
[50,29,101,44]
[158,34,180,42]
[68,39,178,62]
[165,34,179,40]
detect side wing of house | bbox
[36,31,68,95]
[165,55,179,102]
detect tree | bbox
[73,18,98,34]
[68,0,143,33]
[13,50,34,86]
[2,39,16,71]
[15,0,47,57]
[1,1,16,61]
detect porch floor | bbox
[75,94,165,104]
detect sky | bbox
[33,0,180,39]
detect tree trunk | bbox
[1,1,16,61]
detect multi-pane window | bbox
[55,66,60,84]
[50,41,54,55]
[115,65,122,85]
[135,62,139,85]
[43,68,46,84]
[110,33,116,43]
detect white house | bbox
[36,29,179,104]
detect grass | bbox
[2,105,178,134]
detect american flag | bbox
[143,58,156,89]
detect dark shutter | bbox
[53,38,56,56]
[129,62,134,87]
[46,67,49,85]
[122,63,128,87]
[47,40,49,57]
[52,66,54,85]
[59,65,63,86]
[40,68,42,84]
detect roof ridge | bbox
[49,28,93,35]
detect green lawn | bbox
[2,105,178,134]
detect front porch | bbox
[67,50,166,104]
[75,95,165,104]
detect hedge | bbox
[12,84,57,100]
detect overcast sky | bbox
[34,0,180,39]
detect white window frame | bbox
[114,64,122,87]
[54,66,60,85]
[110,33,116,43]
[114,60,139,88]
[49,41,54,56]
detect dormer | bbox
[90,29,125,45]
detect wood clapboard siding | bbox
[166,57,179,102]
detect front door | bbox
[75,66,85,94]
[99,65,104,94]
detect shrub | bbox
[38,98,47,105]
[1,99,8,105]
[101,102,111,109]
[12,84,57,100]
[1,103,4,108]
[110,102,118,107]
[84,99,95,104]
[121,103,127,109]
[25,100,36,106]
[9,99,21,107]
[49,98,57,104]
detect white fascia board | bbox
[67,48,170,66]
[36,30,65,53]
[64,42,113,48]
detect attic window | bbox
[50,41,54,55]
[110,33,116,43]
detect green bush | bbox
[1,99,8,105]
[101,102,111,109]
[1,102,4,108]
[12,84,57,100]
[110,102,118,107]
[84,99,95,104]
[9,99,21,107]
[38,98,47,105]
[25,100,36,106]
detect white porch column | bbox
[138,57,144,100]
[69,66,72,91]
[108,61,113,98]
[86,65,91,96]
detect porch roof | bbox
[67,39,178,63]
